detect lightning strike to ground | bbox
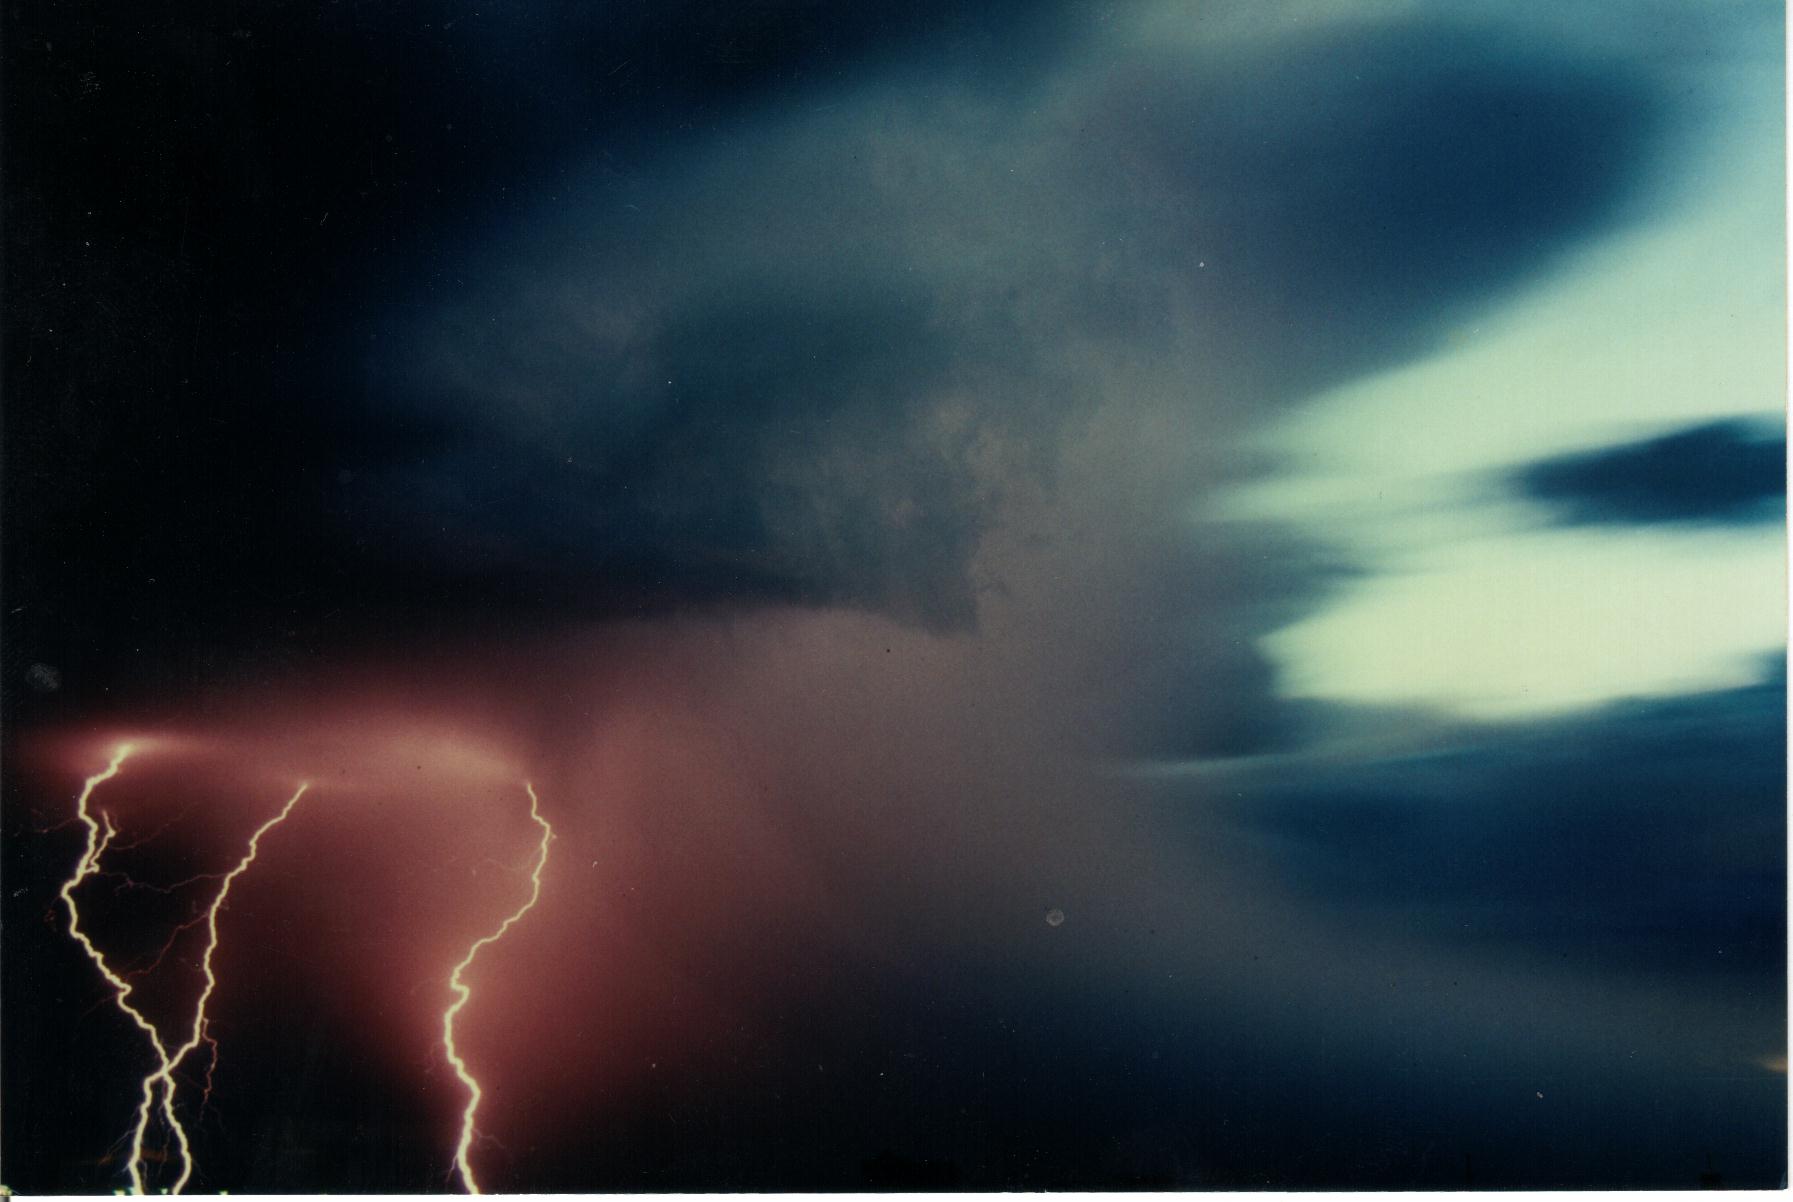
[441,782,554,1195]
[56,743,307,1194]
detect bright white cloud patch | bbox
[1265,527,1784,717]
[1229,13,1784,719]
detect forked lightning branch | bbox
[53,744,555,1195]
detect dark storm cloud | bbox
[0,0,1686,727]
[358,271,1058,631]
[6,2,1677,703]
[1516,419,1786,526]
[1075,16,1670,396]
[1207,661,1786,982]
[2,0,1079,707]
[340,8,1670,636]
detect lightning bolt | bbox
[441,782,554,1195]
[55,743,175,1192]
[131,781,308,1194]
[57,742,307,1194]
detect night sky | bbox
[3,0,1785,1193]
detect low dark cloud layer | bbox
[1209,661,1786,983]
[1517,419,1785,526]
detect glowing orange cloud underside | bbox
[441,782,554,1195]
[57,742,306,1195]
